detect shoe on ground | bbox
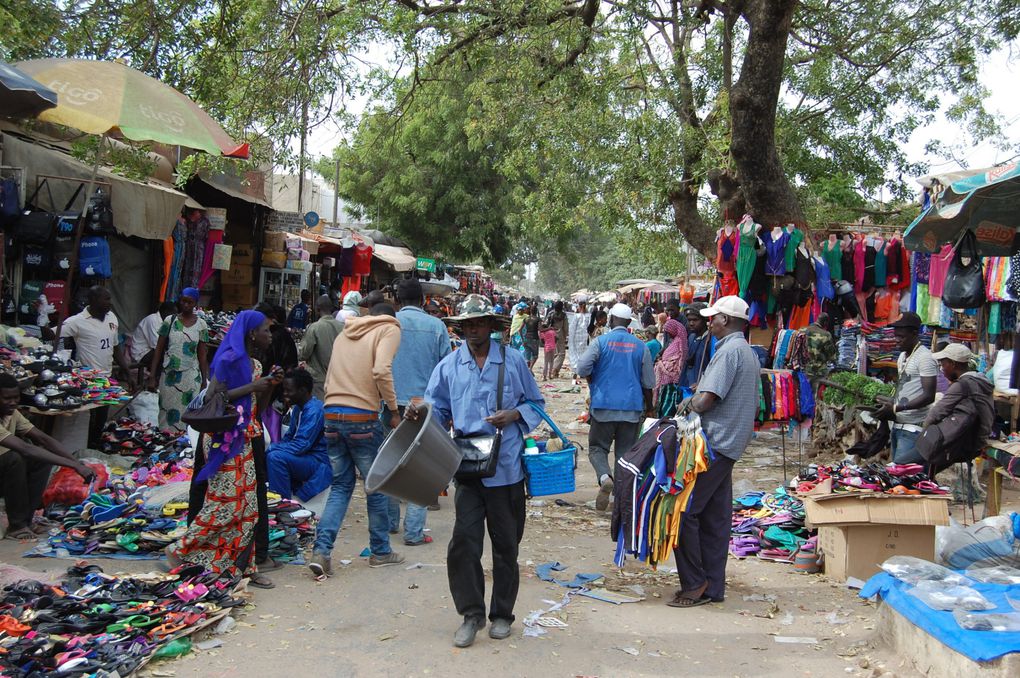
[489,618,512,640]
[427,502,441,511]
[256,556,284,572]
[453,616,486,648]
[309,553,333,578]
[404,535,433,546]
[369,551,405,568]
[595,476,614,511]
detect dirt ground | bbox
[3,369,1017,678]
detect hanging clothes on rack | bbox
[763,229,789,276]
[784,227,804,272]
[928,244,954,298]
[821,237,842,281]
[736,217,760,298]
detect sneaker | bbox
[369,551,405,568]
[453,616,486,648]
[488,618,512,640]
[595,476,614,511]
[309,553,333,578]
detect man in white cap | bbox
[575,302,655,511]
[669,295,759,608]
[921,343,993,476]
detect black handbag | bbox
[942,232,985,309]
[454,344,506,481]
[15,212,55,244]
[181,378,240,433]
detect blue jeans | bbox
[381,406,428,543]
[313,419,392,557]
[891,427,924,464]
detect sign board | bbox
[416,257,437,273]
[303,211,320,228]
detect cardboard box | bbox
[220,264,253,285]
[264,231,287,251]
[804,494,951,529]
[805,494,951,582]
[261,251,287,269]
[232,244,255,264]
[302,239,319,255]
[221,284,257,308]
[286,259,313,272]
[819,524,937,582]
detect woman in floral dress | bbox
[165,310,281,586]
[147,287,209,430]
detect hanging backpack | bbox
[23,245,51,271]
[79,236,112,278]
[942,232,985,309]
[52,236,75,277]
[18,280,45,323]
[0,177,19,227]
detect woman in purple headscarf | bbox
[165,310,282,585]
[147,287,210,430]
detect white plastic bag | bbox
[129,391,160,427]
[937,514,1020,570]
[909,581,996,611]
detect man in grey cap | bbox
[298,295,343,400]
[575,302,654,511]
[670,295,759,608]
[875,312,937,463]
[921,343,994,475]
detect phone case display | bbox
[259,268,308,309]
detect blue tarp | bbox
[860,572,1020,662]
[535,562,603,588]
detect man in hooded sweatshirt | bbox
[310,303,405,578]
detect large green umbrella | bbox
[15,58,248,158]
[904,162,1020,255]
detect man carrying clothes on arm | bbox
[575,303,655,512]
[671,296,760,607]
[406,294,545,648]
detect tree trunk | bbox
[669,183,714,258]
[729,0,805,227]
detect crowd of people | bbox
[2,272,997,647]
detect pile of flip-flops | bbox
[265,495,316,564]
[0,563,243,676]
[795,461,949,495]
[730,488,810,564]
[38,479,185,558]
[200,310,238,347]
[101,417,186,459]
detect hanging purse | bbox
[942,232,985,309]
[453,344,506,481]
[181,378,240,433]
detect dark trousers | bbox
[189,434,270,561]
[673,455,735,601]
[448,479,526,622]
[587,416,641,482]
[88,406,109,449]
[0,453,52,528]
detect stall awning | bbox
[373,244,417,271]
[1,131,189,240]
[197,173,271,208]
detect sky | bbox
[301,43,1019,197]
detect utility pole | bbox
[297,97,308,213]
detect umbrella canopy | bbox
[904,161,1020,255]
[0,60,58,118]
[15,58,248,158]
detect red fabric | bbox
[788,300,812,330]
[853,237,866,292]
[353,244,373,276]
[198,229,224,288]
[42,463,109,506]
[718,272,739,297]
[341,275,360,297]
[716,230,738,273]
[160,237,173,301]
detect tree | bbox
[359,0,1017,256]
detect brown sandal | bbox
[4,526,37,540]
[666,590,712,608]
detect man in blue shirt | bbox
[575,303,655,511]
[681,303,712,388]
[406,294,545,649]
[287,289,311,330]
[385,279,452,545]
[266,369,330,502]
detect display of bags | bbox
[942,232,985,309]
[22,245,50,271]
[79,235,112,278]
[18,280,44,322]
[15,211,55,244]
[53,235,75,276]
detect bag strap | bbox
[23,178,48,210]
[524,400,572,449]
[496,343,506,411]
[63,183,86,212]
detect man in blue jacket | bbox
[576,303,655,511]
[266,369,331,502]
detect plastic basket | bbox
[523,401,577,497]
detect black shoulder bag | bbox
[454,344,506,481]
[181,378,240,433]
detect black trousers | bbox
[672,455,735,601]
[88,406,109,450]
[189,434,270,562]
[448,479,526,622]
[0,453,52,528]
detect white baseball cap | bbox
[700,295,750,321]
[609,303,633,320]
[931,343,974,363]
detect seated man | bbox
[0,374,95,539]
[921,343,994,477]
[266,369,331,502]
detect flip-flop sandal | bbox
[666,592,712,608]
[5,527,38,540]
[246,573,275,590]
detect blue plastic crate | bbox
[524,447,576,496]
